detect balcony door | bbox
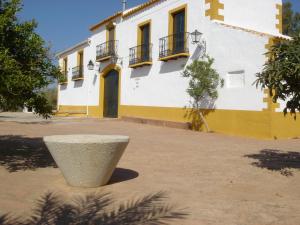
[78,51,83,77]
[108,27,115,55]
[141,24,150,62]
[173,10,185,54]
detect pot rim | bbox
[43,135,129,144]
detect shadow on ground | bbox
[245,149,300,176]
[108,168,139,185]
[0,135,57,172]
[0,191,188,225]
[0,135,139,185]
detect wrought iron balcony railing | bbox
[159,32,189,60]
[96,40,118,61]
[129,44,153,66]
[72,66,83,80]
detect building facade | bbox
[57,0,300,139]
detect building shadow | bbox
[60,84,67,91]
[0,191,188,225]
[73,80,84,88]
[0,135,57,172]
[190,44,206,61]
[14,121,53,125]
[159,58,189,74]
[245,149,300,176]
[130,66,151,78]
[108,168,139,185]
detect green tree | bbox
[182,55,224,132]
[0,0,61,118]
[44,88,58,111]
[283,1,300,37]
[255,36,300,116]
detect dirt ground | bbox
[0,113,299,225]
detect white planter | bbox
[43,135,129,188]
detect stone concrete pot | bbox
[43,135,129,188]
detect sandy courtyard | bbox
[0,113,299,225]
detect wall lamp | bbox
[190,29,203,45]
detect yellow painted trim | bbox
[137,19,151,46]
[276,4,283,34]
[263,89,280,112]
[159,52,189,61]
[99,64,122,118]
[106,23,116,42]
[77,50,83,66]
[57,105,100,118]
[263,37,281,112]
[205,0,224,21]
[96,56,112,62]
[136,19,152,61]
[72,78,84,81]
[57,104,300,139]
[61,57,68,83]
[168,4,188,51]
[119,105,300,139]
[129,61,153,68]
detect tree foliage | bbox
[183,55,224,132]
[255,36,300,116]
[0,0,61,118]
[44,88,58,111]
[283,1,300,37]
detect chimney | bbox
[122,0,127,11]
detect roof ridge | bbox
[90,0,165,31]
[213,21,291,40]
[123,0,163,18]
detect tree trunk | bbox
[198,111,210,132]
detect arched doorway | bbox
[103,69,119,118]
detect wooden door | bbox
[103,70,119,118]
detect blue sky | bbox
[18,0,300,56]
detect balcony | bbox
[129,44,153,68]
[159,32,189,61]
[72,66,84,81]
[96,40,118,62]
[59,70,68,84]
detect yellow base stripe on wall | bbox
[57,105,300,140]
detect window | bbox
[138,21,151,62]
[72,51,84,80]
[107,25,116,54]
[96,23,118,62]
[159,4,188,61]
[129,20,152,68]
[78,51,84,68]
[172,10,185,53]
[226,70,245,88]
[63,57,68,73]
[59,57,68,83]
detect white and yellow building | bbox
[56,0,300,139]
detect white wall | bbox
[58,0,278,112]
[221,0,282,35]
[58,44,100,106]
[118,0,268,111]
